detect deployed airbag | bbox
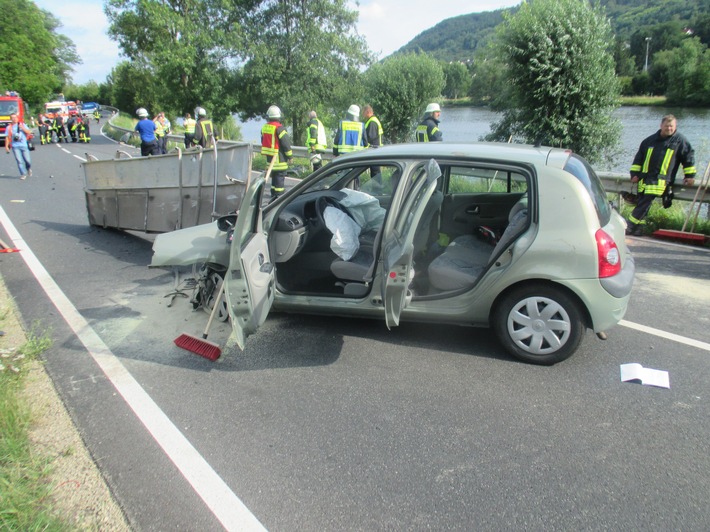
[324,206,361,261]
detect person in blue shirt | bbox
[4,113,33,179]
[134,107,159,156]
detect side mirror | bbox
[216,214,237,232]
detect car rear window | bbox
[563,154,611,226]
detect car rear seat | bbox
[428,198,528,291]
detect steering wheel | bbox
[316,195,355,229]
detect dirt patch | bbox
[1,279,130,531]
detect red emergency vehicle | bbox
[0,91,30,141]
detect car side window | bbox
[448,166,527,194]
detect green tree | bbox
[0,0,79,104]
[487,0,620,164]
[105,0,247,121]
[237,0,371,145]
[661,37,710,105]
[442,61,472,100]
[107,61,163,117]
[363,53,445,143]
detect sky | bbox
[33,0,521,85]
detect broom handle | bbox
[202,280,226,339]
[689,173,710,233]
[682,161,710,232]
[0,237,12,249]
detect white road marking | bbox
[0,205,266,532]
[620,319,710,352]
[73,154,86,162]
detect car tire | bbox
[493,284,585,365]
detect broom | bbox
[173,155,278,360]
[174,280,226,361]
[0,237,20,253]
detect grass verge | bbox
[0,317,63,531]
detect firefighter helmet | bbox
[347,104,360,118]
[267,105,282,119]
[136,107,149,118]
[425,103,441,114]
[195,106,207,117]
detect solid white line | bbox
[620,319,710,352]
[0,205,266,532]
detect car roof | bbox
[337,142,574,170]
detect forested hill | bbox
[396,0,707,61]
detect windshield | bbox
[563,154,612,226]
[0,101,19,116]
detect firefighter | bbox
[93,108,101,124]
[627,114,696,236]
[51,114,68,143]
[78,116,91,143]
[154,112,166,154]
[261,105,293,202]
[192,107,214,149]
[183,112,196,149]
[333,104,366,156]
[69,115,81,142]
[305,110,327,171]
[415,103,443,142]
[37,113,51,145]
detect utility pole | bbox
[644,37,652,72]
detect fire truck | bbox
[44,100,79,120]
[0,91,30,141]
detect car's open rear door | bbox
[224,175,274,349]
[381,159,441,329]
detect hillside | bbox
[396,0,707,62]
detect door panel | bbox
[225,176,274,349]
[382,160,441,328]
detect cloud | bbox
[34,0,521,85]
[33,0,121,84]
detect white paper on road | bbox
[620,363,670,389]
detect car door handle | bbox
[260,262,274,274]
[466,206,480,214]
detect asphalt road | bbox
[1,128,709,531]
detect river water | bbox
[237,106,710,173]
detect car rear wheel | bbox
[493,285,585,365]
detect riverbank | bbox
[443,95,669,107]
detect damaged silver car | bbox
[152,143,635,364]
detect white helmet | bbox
[136,107,149,118]
[425,103,441,114]
[347,104,360,118]
[194,106,207,117]
[267,105,282,119]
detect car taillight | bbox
[596,229,621,278]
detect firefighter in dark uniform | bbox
[627,114,696,236]
[192,107,214,149]
[51,114,68,143]
[261,105,293,202]
[415,103,442,142]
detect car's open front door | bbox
[381,159,441,329]
[224,175,274,350]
